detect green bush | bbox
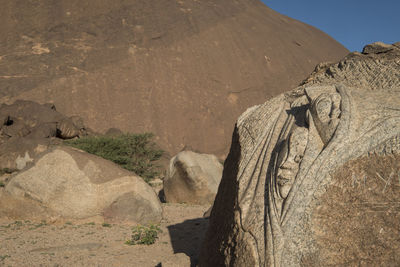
[125,224,161,245]
[64,133,163,182]
[0,255,10,262]
[0,168,13,176]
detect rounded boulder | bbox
[163,151,223,205]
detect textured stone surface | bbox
[56,117,80,139]
[300,42,400,91]
[161,253,191,267]
[362,41,394,54]
[2,146,162,224]
[0,0,348,157]
[309,154,400,266]
[0,100,87,170]
[164,151,223,205]
[200,42,400,266]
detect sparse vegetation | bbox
[102,223,111,228]
[0,181,4,187]
[125,224,161,245]
[64,133,163,182]
[0,168,13,175]
[28,220,47,230]
[0,255,10,262]
[0,220,48,231]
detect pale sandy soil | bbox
[0,203,209,267]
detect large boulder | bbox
[0,0,348,158]
[2,146,162,224]
[163,151,223,205]
[200,42,400,266]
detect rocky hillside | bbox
[0,0,348,157]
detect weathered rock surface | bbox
[0,0,348,157]
[161,253,191,267]
[300,42,400,90]
[0,100,87,170]
[2,146,162,224]
[362,41,395,54]
[164,151,223,205]
[309,153,400,266]
[200,42,400,266]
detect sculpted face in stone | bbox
[273,89,341,203]
[309,91,341,145]
[261,85,400,266]
[200,44,400,267]
[276,125,308,199]
[201,84,400,267]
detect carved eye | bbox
[315,98,332,123]
[277,140,289,167]
[294,154,303,163]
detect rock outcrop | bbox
[200,42,400,266]
[1,146,162,224]
[0,0,348,157]
[300,41,400,90]
[0,100,88,170]
[163,151,223,205]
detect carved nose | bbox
[277,168,293,182]
[279,160,298,170]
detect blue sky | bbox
[262,0,400,52]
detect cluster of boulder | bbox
[0,101,164,224]
[0,100,87,171]
[0,100,223,225]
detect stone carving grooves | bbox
[200,42,400,266]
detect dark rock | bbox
[105,128,123,136]
[56,118,80,139]
[0,100,87,170]
[362,41,394,54]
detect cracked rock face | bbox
[200,42,400,266]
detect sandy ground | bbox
[0,203,209,267]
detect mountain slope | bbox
[0,0,348,156]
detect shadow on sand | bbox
[166,217,209,266]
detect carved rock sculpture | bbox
[200,42,400,266]
[163,151,223,205]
